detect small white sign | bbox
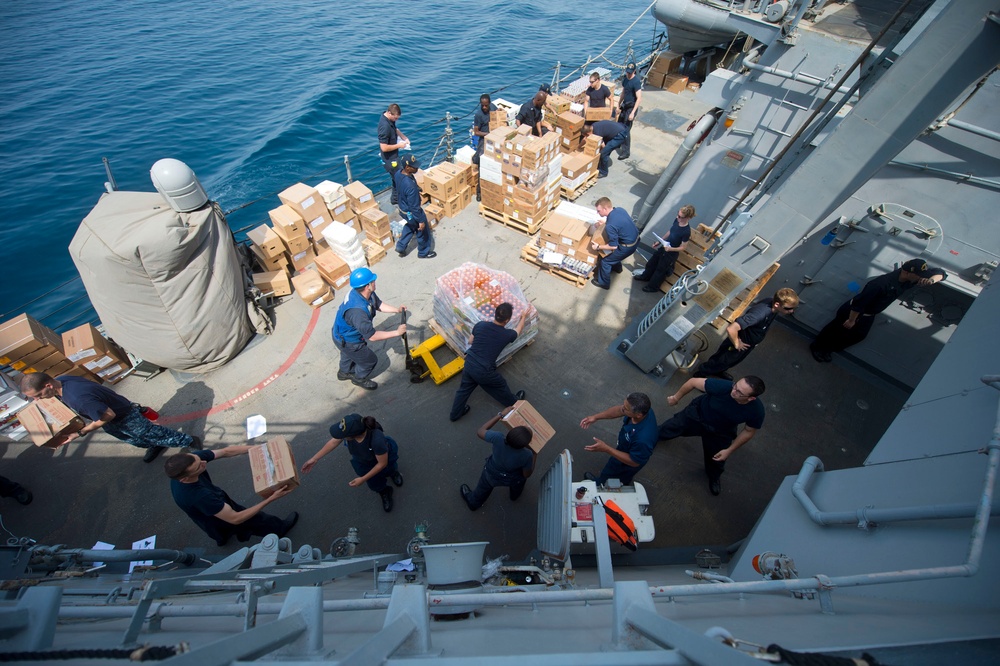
[665,316,695,340]
[129,535,156,573]
[247,415,267,440]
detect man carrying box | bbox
[584,72,612,110]
[394,154,437,259]
[20,372,199,463]
[332,267,407,391]
[449,303,527,422]
[460,409,536,511]
[589,197,639,290]
[579,392,657,486]
[164,448,298,547]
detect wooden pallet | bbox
[479,204,547,236]
[519,237,590,288]
[561,172,598,201]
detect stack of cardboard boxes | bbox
[645,51,687,92]
[420,162,474,219]
[243,179,391,309]
[478,126,562,233]
[0,315,132,385]
[360,208,393,251]
[550,111,586,153]
[62,323,133,384]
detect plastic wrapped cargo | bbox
[322,222,367,270]
[432,263,538,365]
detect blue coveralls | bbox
[332,289,380,379]
[394,170,432,257]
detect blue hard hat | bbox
[349,267,377,289]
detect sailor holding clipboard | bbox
[633,204,695,293]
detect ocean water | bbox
[0,0,658,331]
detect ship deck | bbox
[1,87,910,566]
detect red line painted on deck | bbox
[157,307,323,426]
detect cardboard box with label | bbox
[343,181,377,214]
[502,400,555,453]
[360,208,391,236]
[268,205,306,238]
[286,246,317,273]
[19,397,85,448]
[278,183,333,226]
[249,436,300,498]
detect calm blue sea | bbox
[0,0,658,331]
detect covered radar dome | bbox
[150,158,208,212]
[69,160,253,373]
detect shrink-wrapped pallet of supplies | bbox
[433,263,538,366]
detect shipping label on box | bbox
[19,397,84,448]
[502,400,555,453]
[249,436,300,498]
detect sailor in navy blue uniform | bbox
[583,120,629,178]
[634,204,694,293]
[579,392,657,486]
[331,267,407,391]
[658,376,767,496]
[590,197,639,290]
[472,94,497,200]
[378,103,408,205]
[516,92,547,136]
[694,289,799,379]
[810,259,946,362]
[394,154,436,259]
[449,302,528,422]
[616,62,642,159]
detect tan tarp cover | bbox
[69,191,252,372]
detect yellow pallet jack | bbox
[402,311,464,385]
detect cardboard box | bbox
[361,238,387,266]
[314,250,351,289]
[662,74,689,94]
[33,355,75,376]
[556,112,585,133]
[440,194,465,218]
[328,195,355,223]
[422,168,458,200]
[18,397,84,448]
[424,203,444,223]
[0,314,63,363]
[502,400,555,453]
[249,436,300,498]
[360,208,391,236]
[545,94,573,115]
[268,205,306,238]
[13,344,65,370]
[278,183,332,226]
[247,225,286,259]
[291,269,334,308]
[650,51,684,76]
[343,181,377,213]
[286,247,317,273]
[253,271,292,297]
[62,324,111,363]
[249,243,289,272]
[584,106,613,122]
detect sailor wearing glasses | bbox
[657,376,766,496]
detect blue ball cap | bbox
[402,153,420,170]
[349,267,377,289]
[330,414,366,439]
